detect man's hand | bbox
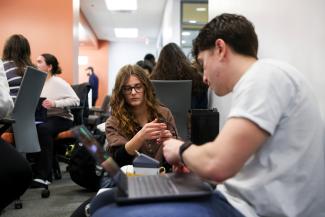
[162,138,183,165]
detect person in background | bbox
[32,53,79,186]
[90,13,325,217]
[86,66,99,106]
[144,53,156,68]
[1,34,34,101]
[150,43,208,109]
[0,59,32,212]
[136,60,153,76]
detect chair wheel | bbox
[14,200,22,209]
[41,189,50,198]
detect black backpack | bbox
[67,145,102,191]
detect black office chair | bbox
[151,80,192,140]
[86,95,111,132]
[52,82,91,180]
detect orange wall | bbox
[0,0,76,83]
[79,41,109,107]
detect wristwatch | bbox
[179,141,192,164]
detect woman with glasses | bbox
[71,64,177,217]
[105,64,177,168]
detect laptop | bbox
[71,125,213,204]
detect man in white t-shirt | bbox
[163,13,325,217]
[90,13,325,217]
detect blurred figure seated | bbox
[30,53,79,186]
[150,42,208,109]
[136,60,153,76]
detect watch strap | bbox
[179,141,192,164]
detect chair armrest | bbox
[0,117,15,125]
[0,117,15,134]
[90,107,103,113]
[69,106,84,110]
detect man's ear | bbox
[214,39,227,59]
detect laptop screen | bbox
[71,125,128,194]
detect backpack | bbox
[67,145,102,191]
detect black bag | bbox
[67,145,102,191]
[190,108,219,145]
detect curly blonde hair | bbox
[110,64,162,138]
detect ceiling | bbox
[80,0,167,45]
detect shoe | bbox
[30,178,49,188]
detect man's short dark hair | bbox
[192,13,258,60]
[86,66,94,73]
[144,53,155,62]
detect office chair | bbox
[151,80,192,139]
[0,67,48,206]
[86,95,111,132]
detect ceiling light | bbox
[196,7,207,12]
[189,20,197,24]
[182,31,191,36]
[105,0,137,11]
[114,28,138,38]
[181,40,186,44]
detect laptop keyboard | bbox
[129,175,179,197]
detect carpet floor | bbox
[1,164,95,217]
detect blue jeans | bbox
[91,189,245,217]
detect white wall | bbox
[209,0,325,127]
[108,0,182,95]
[157,0,181,51]
[108,42,156,94]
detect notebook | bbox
[71,125,213,204]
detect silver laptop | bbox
[72,125,213,204]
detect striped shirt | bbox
[3,60,24,101]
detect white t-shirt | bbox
[218,59,325,217]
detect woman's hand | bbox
[156,129,173,144]
[42,99,55,109]
[138,118,167,141]
[125,119,167,155]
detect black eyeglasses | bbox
[122,84,144,95]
